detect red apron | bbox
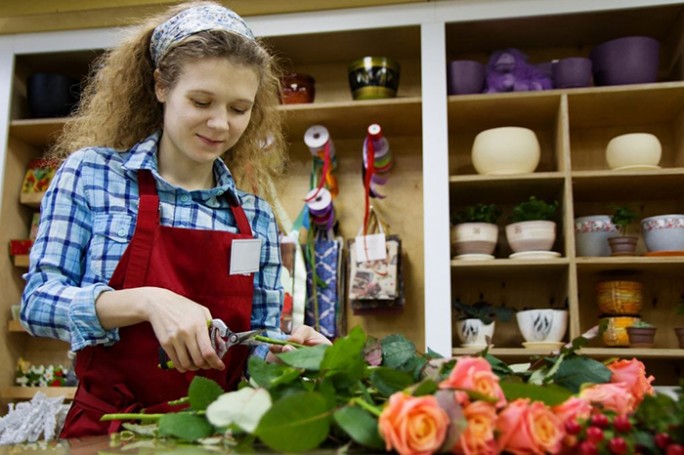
[61,169,255,437]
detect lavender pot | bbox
[590,36,660,86]
[447,60,485,95]
[552,57,593,88]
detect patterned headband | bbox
[150,4,255,66]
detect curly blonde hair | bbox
[51,1,287,206]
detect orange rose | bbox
[440,357,507,408]
[552,396,592,425]
[607,358,654,405]
[453,401,498,455]
[496,399,565,455]
[379,392,450,455]
[579,382,636,415]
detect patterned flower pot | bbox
[516,309,568,343]
[641,214,684,252]
[596,280,643,315]
[601,316,640,347]
[608,235,638,256]
[456,319,495,348]
[505,220,556,253]
[451,222,498,258]
[574,215,617,257]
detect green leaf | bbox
[410,379,439,397]
[553,356,611,393]
[500,382,573,406]
[248,356,302,389]
[255,391,332,452]
[380,334,417,370]
[369,367,414,397]
[278,344,328,371]
[321,326,367,381]
[206,387,272,432]
[187,376,224,411]
[158,413,213,441]
[484,353,513,377]
[333,405,385,450]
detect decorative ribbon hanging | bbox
[304,125,339,202]
[362,124,394,235]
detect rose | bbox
[607,358,654,404]
[496,399,565,455]
[579,382,636,415]
[440,356,507,408]
[552,396,593,425]
[453,400,498,455]
[379,392,449,455]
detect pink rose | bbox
[579,382,636,415]
[607,358,654,405]
[440,357,507,408]
[453,401,498,455]
[552,396,592,425]
[497,399,565,455]
[379,392,449,455]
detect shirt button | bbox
[180,194,190,203]
[216,189,224,196]
[118,228,127,237]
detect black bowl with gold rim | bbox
[347,56,400,100]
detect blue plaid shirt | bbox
[21,131,283,358]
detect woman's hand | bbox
[95,286,224,373]
[266,325,332,362]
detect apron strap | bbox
[228,194,253,236]
[123,170,160,289]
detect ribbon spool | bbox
[305,187,335,231]
[362,123,393,199]
[304,125,338,201]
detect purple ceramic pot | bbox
[590,36,660,86]
[552,57,593,88]
[447,60,485,95]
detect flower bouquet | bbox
[104,327,683,454]
[15,358,73,388]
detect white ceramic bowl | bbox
[456,319,495,348]
[641,214,684,252]
[505,220,556,253]
[471,126,541,175]
[605,133,662,170]
[516,309,568,343]
[574,215,618,257]
[451,222,498,256]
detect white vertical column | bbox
[0,36,15,217]
[420,21,452,356]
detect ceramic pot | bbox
[602,316,640,346]
[675,327,684,349]
[596,280,643,315]
[626,326,656,348]
[552,57,593,88]
[456,319,495,348]
[641,214,684,252]
[348,56,400,100]
[451,222,498,257]
[605,133,662,170]
[516,309,568,343]
[280,73,315,104]
[505,220,556,253]
[590,36,660,86]
[447,60,486,95]
[608,236,639,256]
[471,127,540,175]
[27,73,80,118]
[574,215,618,257]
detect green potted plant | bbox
[450,203,502,259]
[608,205,639,256]
[452,297,514,348]
[626,320,657,348]
[505,196,560,258]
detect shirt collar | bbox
[121,131,239,201]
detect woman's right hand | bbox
[95,286,224,373]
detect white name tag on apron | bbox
[230,239,262,275]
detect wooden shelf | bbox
[0,386,75,400]
[576,257,684,275]
[572,169,684,201]
[449,173,565,204]
[19,191,45,208]
[9,118,66,148]
[13,255,29,268]
[7,320,24,332]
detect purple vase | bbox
[447,60,485,95]
[552,57,593,88]
[590,36,660,86]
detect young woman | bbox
[20,1,328,437]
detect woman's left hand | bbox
[266,325,331,362]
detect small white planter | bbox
[471,126,540,175]
[574,215,618,257]
[451,222,498,258]
[641,214,684,252]
[605,132,662,171]
[505,220,556,253]
[516,309,568,343]
[456,319,495,348]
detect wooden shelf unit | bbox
[1,387,75,400]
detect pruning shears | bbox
[158,319,264,370]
